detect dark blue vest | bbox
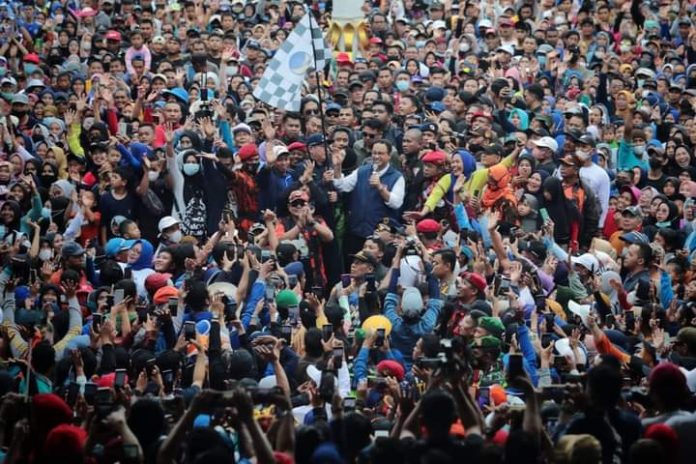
[347,165,403,238]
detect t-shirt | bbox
[100,190,139,238]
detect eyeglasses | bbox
[363,132,377,139]
[304,109,319,116]
[290,200,307,208]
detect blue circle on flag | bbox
[289,51,312,75]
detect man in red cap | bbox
[415,218,443,251]
[457,271,487,305]
[230,143,261,233]
[404,150,448,221]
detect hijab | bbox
[481,164,517,209]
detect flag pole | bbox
[307,12,332,166]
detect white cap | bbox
[272,145,289,158]
[532,136,559,152]
[432,20,447,29]
[571,253,600,274]
[568,300,591,328]
[478,19,493,29]
[158,216,180,233]
[496,45,515,55]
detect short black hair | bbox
[433,249,457,272]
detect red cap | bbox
[416,218,441,234]
[460,271,487,293]
[421,150,447,165]
[106,30,122,41]
[471,111,492,121]
[499,17,514,27]
[335,52,352,64]
[287,141,307,151]
[153,286,179,305]
[145,272,173,294]
[369,37,383,45]
[376,360,405,381]
[484,28,497,36]
[237,143,258,161]
[23,53,40,64]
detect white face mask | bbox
[459,42,470,53]
[39,249,53,261]
[148,171,160,182]
[168,230,182,243]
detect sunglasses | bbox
[290,200,307,208]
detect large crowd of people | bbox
[2,0,696,463]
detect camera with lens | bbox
[404,236,419,256]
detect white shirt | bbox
[333,164,405,210]
[580,163,611,227]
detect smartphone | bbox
[288,274,298,288]
[184,321,196,341]
[114,369,127,389]
[29,268,37,284]
[365,273,376,292]
[225,300,238,320]
[544,312,555,329]
[288,304,299,325]
[106,294,115,307]
[96,386,113,405]
[114,288,125,305]
[67,381,80,406]
[507,353,524,380]
[479,386,490,401]
[60,294,67,303]
[473,189,480,197]
[343,396,357,411]
[539,207,550,223]
[123,444,139,459]
[83,382,98,406]
[280,324,292,344]
[311,286,324,299]
[341,274,351,288]
[333,347,344,369]
[534,294,546,310]
[137,308,148,324]
[168,297,178,317]
[145,358,157,375]
[541,333,553,348]
[496,277,511,296]
[541,385,565,401]
[553,355,567,370]
[249,387,275,403]
[118,121,129,137]
[322,324,333,342]
[265,285,275,301]
[625,310,636,332]
[162,369,174,394]
[605,314,616,327]
[375,328,385,347]
[92,313,103,331]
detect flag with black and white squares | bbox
[253,13,329,111]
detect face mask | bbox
[637,79,645,87]
[41,207,51,219]
[148,171,160,182]
[459,42,470,53]
[183,163,200,176]
[23,63,38,75]
[415,40,426,48]
[0,68,6,77]
[11,109,27,118]
[38,249,53,261]
[40,174,57,186]
[648,158,663,169]
[633,145,645,156]
[396,80,409,91]
[244,162,259,173]
[168,230,182,243]
[0,225,5,237]
[1,92,13,101]
[620,45,631,53]
[227,66,239,75]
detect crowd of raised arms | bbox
[5,0,696,463]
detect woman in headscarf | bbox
[523,170,549,203]
[517,193,541,233]
[480,164,517,213]
[542,177,581,248]
[127,239,156,297]
[507,108,529,131]
[45,145,68,179]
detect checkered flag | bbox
[253,13,329,111]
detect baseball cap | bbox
[106,30,122,41]
[416,219,441,234]
[61,242,85,258]
[620,230,649,244]
[531,137,558,151]
[306,134,326,147]
[571,253,600,274]
[11,94,30,105]
[621,206,643,218]
[158,216,181,233]
[351,251,379,268]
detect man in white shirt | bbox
[576,134,611,228]
[333,139,405,263]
